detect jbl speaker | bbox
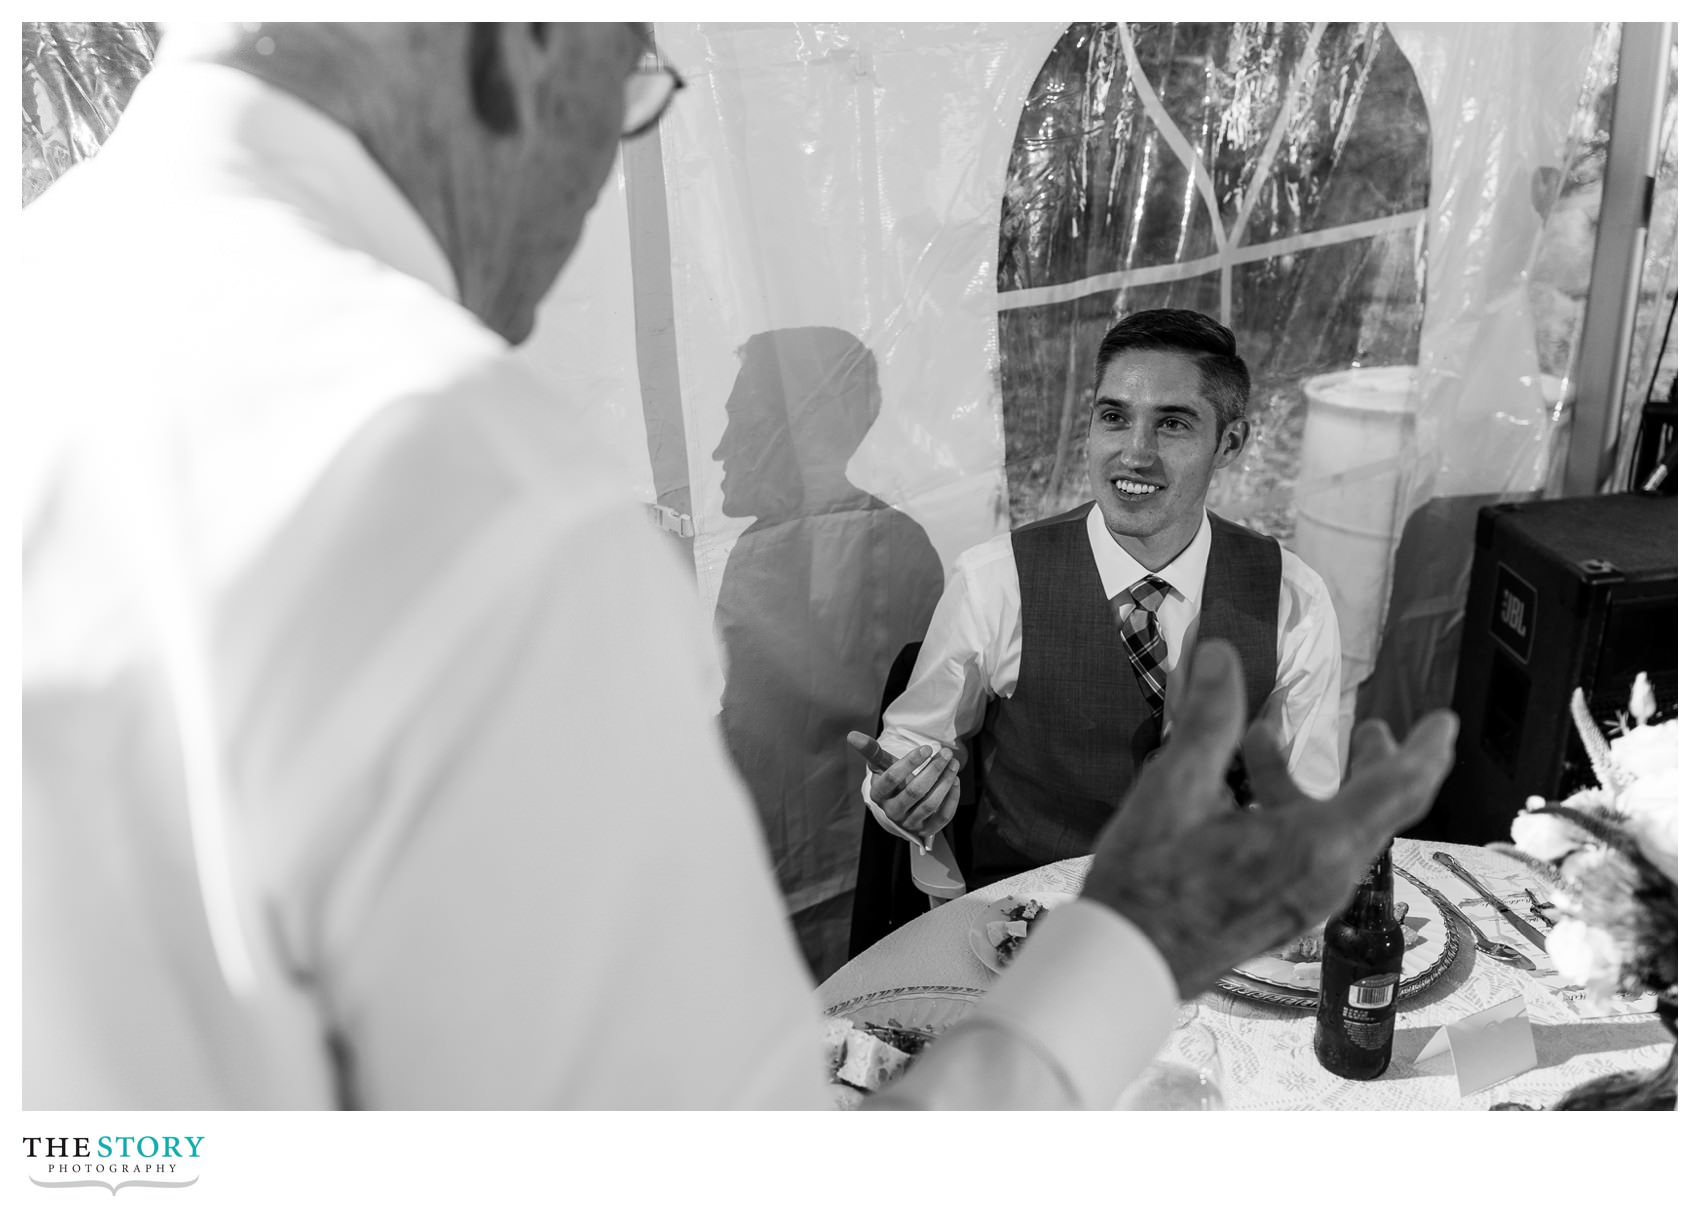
[1431,493,1677,844]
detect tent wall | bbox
[651,24,1053,975]
[20,22,1668,980]
[621,22,1614,973]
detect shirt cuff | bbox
[967,898,1179,1108]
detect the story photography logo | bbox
[22,1133,204,1196]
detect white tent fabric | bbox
[21,21,1629,978]
[526,22,1605,973]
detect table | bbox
[816,839,1671,1109]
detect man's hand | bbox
[1081,639,1458,999]
[846,731,961,844]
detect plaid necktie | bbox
[1111,575,1170,723]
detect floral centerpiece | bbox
[1492,673,1677,1110]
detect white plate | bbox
[824,985,984,1036]
[967,893,1069,972]
[1219,869,1459,1005]
[823,986,984,1109]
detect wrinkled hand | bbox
[1081,639,1458,999]
[846,731,961,843]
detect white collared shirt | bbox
[22,58,1175,1110]
[868,506,1344,840]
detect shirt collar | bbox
[119,57,460,305]
[1085,504,1212,605]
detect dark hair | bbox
[1093,308,1251,435]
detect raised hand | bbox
[1081,639,1458,999]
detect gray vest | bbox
[978,504,1281,863]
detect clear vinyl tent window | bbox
[22,21,160,206]
[1527,23,1619,495]
[1525,24,1678,495]
[995,21,1432,544]
[1618,31,1679,489]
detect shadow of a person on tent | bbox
[713,328,944,982]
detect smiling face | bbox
[1088,348,1247,569]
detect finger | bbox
[846,731,893,773]
[1344,713,1457,824]
[1164,637,1194,718]
[885,750,954,821]
[1150,639,1246,793]
[1403,707,1460,755]
[1346,719,1397,777]
[1392,710,1460,797]
[1103,642,1246,853]
[1242,718,1299,808]
[1268,720,1458,920]
[913,777,962,841]
[1331,717,1458,852]
[869,743,937,802]
[899,761,959,833]
[1273,807,1394,946]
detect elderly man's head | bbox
[180,22,666,344]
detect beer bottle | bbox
[1313,848,1404,1079]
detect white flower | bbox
[1629,673,1656,726]
[1510,811,1587,862]
[1620,768,1679,882]
[1609,717,1678,783]
[1559,786,1616,814]
[1547,919,1624,1009]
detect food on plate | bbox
[822,1014,856,1072]
[985,897,1050,966]
[837,1030,910,1092]
[822,1015,942,1099]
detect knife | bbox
[1432,851,1549,954]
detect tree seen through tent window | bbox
[996,22,1432,540]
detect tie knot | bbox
[1129,576,1168,613]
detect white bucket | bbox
[1291,366,1419,696]
[1292,366,1570,698]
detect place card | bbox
[1414,994,1537,1097]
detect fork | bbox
[1393,864,1528,964]
[1523,889,1557,929]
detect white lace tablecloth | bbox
[816,838,1671,1110]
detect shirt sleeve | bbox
[871,900,1179,1109]
[860,538,1018,840]
[1270,548,1344,798]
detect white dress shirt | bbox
[20,58,1174,1110]
[868,506,1343,840]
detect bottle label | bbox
[1347,973,1399,1009]
[1341,1007,1395,1052]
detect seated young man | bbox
[853,308,1342,889]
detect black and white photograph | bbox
[13,13,1685,1206]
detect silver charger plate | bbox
[1216,869,1462,1007]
